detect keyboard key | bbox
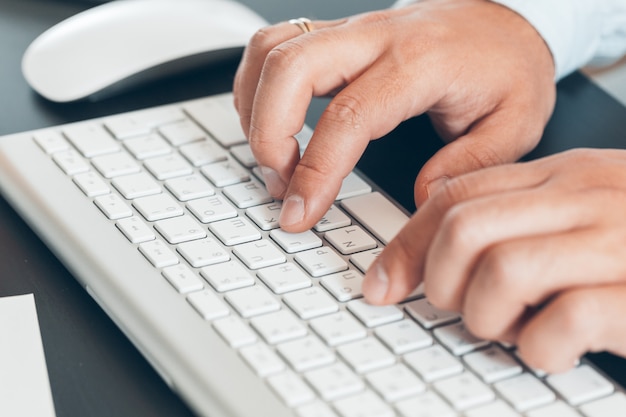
[178,238,230,268]
[187,289,229,320]
[493,372,556,412]
[405,298,460,329]
[579,392,626,417]
[463,345,522,383]
[267,370,316,408]
[133,193,184,221]
[336,172,372,201]
[325,225,377,255]
[309,311,367,346]
[230,143,257,168]
[52,149,90,175]
[154,215,206,244]
[336,337,396,374]
[212,315,257,348]
[33,130,69,154]
[201,158,250,187]
[91,152,141,178]
[179,139,228,167]
[525,400,584,417]
[161,264,204,293]
[314,204,351,232]
[187,194,237,223]
[239,343,286,376]
[209,217,261,246]
[464,400,521,417]
[200,261,254,292]
[404,345,464,382]
[373,319,433,355]
[433,321,490,356]
[63,123,120,157]
[433,372,495,411]
[223,179,272,208]
[283,287,339,320]
[341,192,409,245]
[333,390,394,417]
[94,194,133,220]
[73,171,110,197]
[225,285,280,318]
[276,335,335,372]
[116,216,156,243]
[320,270,364,302]
[233,239,286,269]
[144,153,193,180]
[158,119,206,146]
[304,362,365,401]
[295,246,348,277]
[164,174,215,201]
[257,262,312,294]
[270,229,322,254]
[350,248,383,273]
[184,94,247,147]
[250,309,307,345]
[104,107,184,139]
[138,240,179,268]
[112,172,161,199]
[239,343,286,377]
[546,364,614,406]
[395,391,456,417]
[346,299,403,328]
[366,363,426,402]
[123,133,171,160]
[246,201,282,230]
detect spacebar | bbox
[340,192,410,245]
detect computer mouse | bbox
[21,0,268,102]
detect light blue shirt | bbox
[393,0,626,80]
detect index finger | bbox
[246,17,388,201]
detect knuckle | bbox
[324,94,365,131]
[464,142,507,170]
[478,246,519,295]
[438,203,478,252]
[293,157,335,186]
[264,41,307,74]
[429,176,471,212]
[248,26,283,52]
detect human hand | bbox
[233,0,555,232]
[363,148,626,373]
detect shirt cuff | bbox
[489,0,607,80]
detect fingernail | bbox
[279,194,305,227]
[363,261,389,304]
[426,176,450,198]
[260,166,287,196]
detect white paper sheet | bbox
[0,293,57,417]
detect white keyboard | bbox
[0,92,624,417]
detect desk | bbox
[1,1,626,416]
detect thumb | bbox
[414,111,543,206]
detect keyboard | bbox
[0,92,624,417]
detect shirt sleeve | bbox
[392,0,626,80]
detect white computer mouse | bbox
[22,0,268,102]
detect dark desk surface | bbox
[2,1,626,416]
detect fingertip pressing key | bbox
[363,261,389,305]
[279,194,305,228]
[260,166,287,197]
